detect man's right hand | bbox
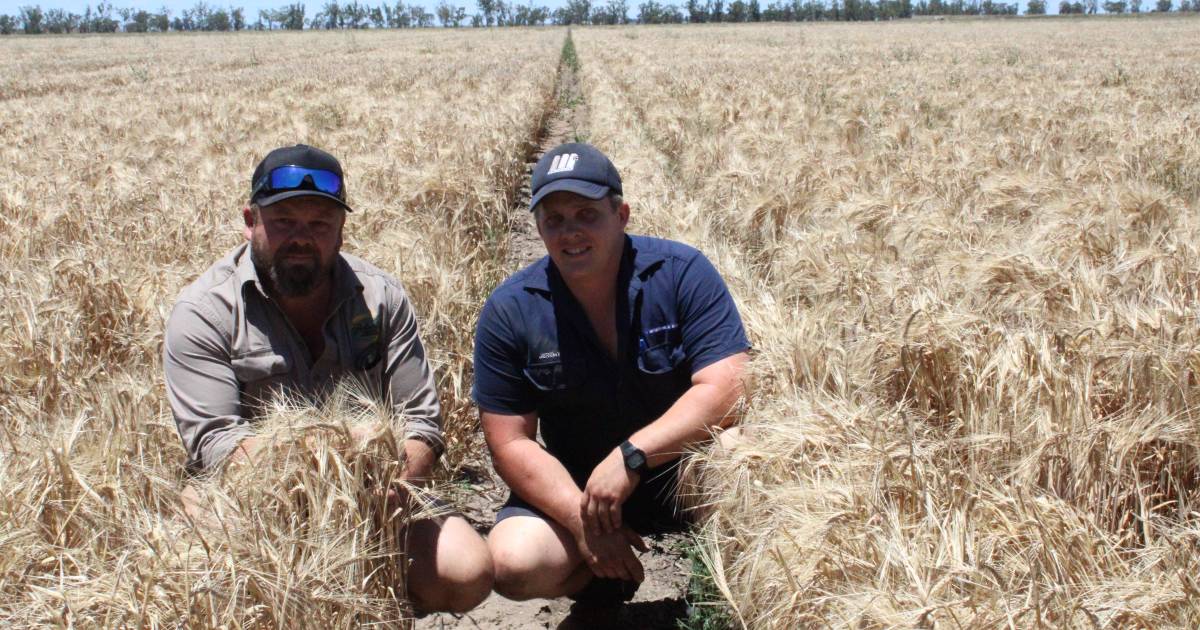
[572,518,649,583]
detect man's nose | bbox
[561,219,585,238]
[288,222,316,242]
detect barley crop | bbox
[0,28,558,627]
[576,19,1200,628]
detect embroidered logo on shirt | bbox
[639,323,679,352]
[350,311,383,371]
[538,351,560,360]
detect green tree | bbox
[45,8,79,32]
[559,0,592,22]
[0,15,16,33]
[477,0,496,23]
[346,1,370,27]
[409,4,434,25]
[278,3,305,28]
[383,1,409,26]
[20,5,44,33]
[208,8,231,29]
[436,0,456,25]
[1155,0,1171,9]
[153,7,170,30]
[314,1,342,27]
[607,0,630,22]
[1102,0,1126,10]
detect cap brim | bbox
[255,189,354,212]
[529,179,610,211]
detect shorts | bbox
[495,459,691,536]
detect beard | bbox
[251,240,332,298]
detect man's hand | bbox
[580,447,640,534]
[573,523,649,583]
[348,424,435,518]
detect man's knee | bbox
[436,552,494,613]
[491,538,549,600]
[489,518,578,601]
[440,529,494,612]
[408,515,494,613]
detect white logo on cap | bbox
[547,153,579,175]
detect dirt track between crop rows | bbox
[415,32,695,630]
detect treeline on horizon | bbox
[1,0,1196,34]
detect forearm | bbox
[222,435,262,468]
[493,438,585,535]
[628,385,736,468]
[629,355,747,468]
[402,437,437,484]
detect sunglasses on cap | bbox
[252,165,343,199]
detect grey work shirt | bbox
[164,243,443,473]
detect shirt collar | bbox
[520,235,666,295]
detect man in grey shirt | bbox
[163,144,493,614]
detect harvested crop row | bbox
[575,20,1200,628]
[0,29,559,627]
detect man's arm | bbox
[163,300,256,473]
[580,351,749,533]
[628,351,748,465]
[482,410,584,531]
[381,281,445,479]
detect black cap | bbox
[250,144,353,212]
[529,142,622,211]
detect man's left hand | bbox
[581,447,641,534]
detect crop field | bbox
[2,16,1199,630]
[575,18,1200,629]
[0,28,559,627]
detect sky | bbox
[3,0,477,15]
[0,0,1098,20]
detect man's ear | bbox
[618,202,630,228]
[532,206,546,238]
[243,206,255,242]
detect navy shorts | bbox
[496,459,691,536]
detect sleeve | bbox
[677,252,752,374]
[381,283,445,455]
[471,295,536,415]
[163,300,254,473]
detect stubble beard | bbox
[251,239,331,299]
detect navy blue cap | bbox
[529,142,622,211]
[250,144,353,212]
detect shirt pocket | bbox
[637,340,687,375]
[230,349,290,383]
[523,358,586,392]
[635,341,691,420]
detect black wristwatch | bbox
[620,440,649,477]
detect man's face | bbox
[535,192,629,283]
[244,197,345,298]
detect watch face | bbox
[626,449,646,471]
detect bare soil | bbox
[416,36,694,630]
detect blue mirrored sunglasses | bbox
[253,166,342,198]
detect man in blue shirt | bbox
[473,143,750,619]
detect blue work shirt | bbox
[472,234,750,484]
